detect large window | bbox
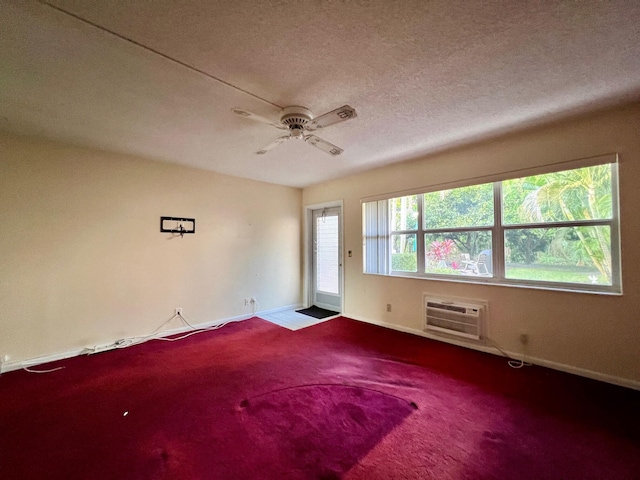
[363,156,621,293]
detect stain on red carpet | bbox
[240,384,415,478]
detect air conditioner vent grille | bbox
[426,301,476,315]
[424,297,486,340]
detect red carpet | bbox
[0,317,638,479]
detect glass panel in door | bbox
[313,207,341,311]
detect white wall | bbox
[303,102,640,388]
[0,133,302,364]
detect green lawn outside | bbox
[505,265,604,284]
[391,253,607,285]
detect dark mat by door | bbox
[296,305,339,319]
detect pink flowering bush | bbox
[427,239,455,262]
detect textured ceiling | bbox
[2,0,640,187]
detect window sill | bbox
[363,271,622,296]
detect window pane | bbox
[424,231,492,276]
[390,195,418,231]
[316,215,339,294]
[391,234,417,272]
[424,183,494,229]
[502,164,612,225]
[505,226,612,285]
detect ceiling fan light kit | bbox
[232,105,357,156]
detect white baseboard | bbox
[0,305,301,375]
[1,348,87,374]
[347,314,640,391]
[257,303,303,316]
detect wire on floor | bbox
[115,313,238,348]
[17,313,238,375]
[22,365,65,374]
[484,337,531,369]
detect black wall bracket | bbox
[161,217,196,237]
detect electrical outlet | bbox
[386,304,392,312]
[175,308,183,316]
[244,298,250,306]
[519,333,529,345]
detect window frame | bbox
[389,194,422,273]
[363,154,622,295]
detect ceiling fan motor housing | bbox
[232,103,355,155]
[280,106,313,138]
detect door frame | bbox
[303,200,344,312]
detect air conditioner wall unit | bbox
[424,296,487,340]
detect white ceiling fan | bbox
[232,105,357,156]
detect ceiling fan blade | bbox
[255,135,290,155]
[232,108,287,130]
[306,105,357,130]
[305,135,344,156]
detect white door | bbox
[312,207,342,311]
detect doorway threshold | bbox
[260,308,340,331]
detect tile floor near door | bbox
[260,308,338,331]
